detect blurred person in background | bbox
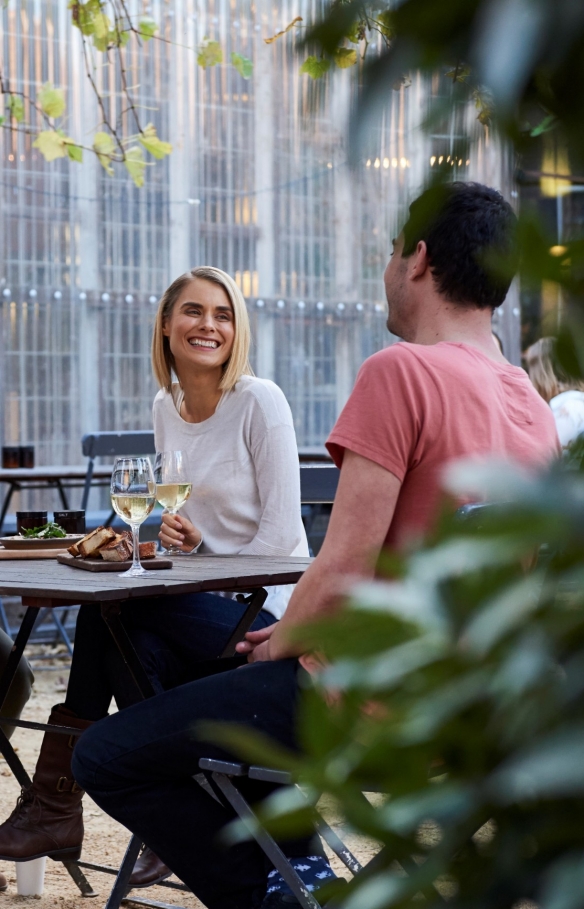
[524,336,584,448]
[0,627,34,891]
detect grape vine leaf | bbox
[231,52,253,79]
[334,47,358,69]
[300,56,331,79]
[33,130,67,161]
[92,11,111,51]
[197,40,223,68]
[138,16,158,41]
[139,123,172,159]
[124,145,146,187]
[38,83,66,118]
[8,95,24,122]
[93,131,116,174]
[64,140,83,162]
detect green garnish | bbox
[22,522,67,539]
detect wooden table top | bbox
[0,554,313,603]
[0,465,113,482]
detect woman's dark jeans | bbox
[64,594,276,720]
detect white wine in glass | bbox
[110,457,156,577]
[154,451,192,555]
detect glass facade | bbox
[0,1,519,490]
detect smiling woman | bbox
[0,266,311,886]
[152,266,252,396]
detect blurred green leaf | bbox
[334,47,358,69]
[38,83,65,118]
[124,145,146,187]
[300,56,331,79]
[197,39,223,68]
[8,95,24,122]
[137,15,158,41]
[231,52,253,79]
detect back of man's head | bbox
[402,182,518,309]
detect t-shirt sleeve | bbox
[326,346,425,481]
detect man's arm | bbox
[237,449,402,662]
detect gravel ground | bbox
[0,647,377,908]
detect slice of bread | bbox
[78,526,116,557]
[67,542,80,557]
[100,534,133,562]
[139,541,157,560]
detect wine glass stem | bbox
[131,523,141,571]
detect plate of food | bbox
[0,522,84,550]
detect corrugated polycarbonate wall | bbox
[0,0,519,490]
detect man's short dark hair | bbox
[401,182,518,309]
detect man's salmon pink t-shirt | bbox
[326,342,560,550]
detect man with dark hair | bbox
[72,183,558,909]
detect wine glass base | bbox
[118,564,149,578]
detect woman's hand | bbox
[159,512,202,553]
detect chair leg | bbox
[211,772,322,909]
[63,860,97,897]
[104,835,142,909]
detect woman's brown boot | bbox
[0,704,92,861]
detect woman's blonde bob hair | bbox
[151,266,254,393]
[524,336,584,403]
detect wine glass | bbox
[110,457,156,577]
[154,451,193,555]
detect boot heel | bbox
[50,847,82,862]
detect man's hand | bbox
[235,625,277,663]
[159,513,202,553]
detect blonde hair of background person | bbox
[152,265,253,392]
[525,336,584,449]
[524,336,584,402]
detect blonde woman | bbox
[0,267,308,887]
[524,336,584,448]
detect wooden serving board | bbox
[0,548,69,560]
[57,554,173,572]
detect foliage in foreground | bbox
[211,456,584,908]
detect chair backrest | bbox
[300,464,339,504]
[82,431,156,460]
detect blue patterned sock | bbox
[266,855,337,896]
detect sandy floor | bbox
[0,647,377,908]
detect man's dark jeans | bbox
[73,659,320,909]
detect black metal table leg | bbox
[100,602,156,700]
[220,587,268,658]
